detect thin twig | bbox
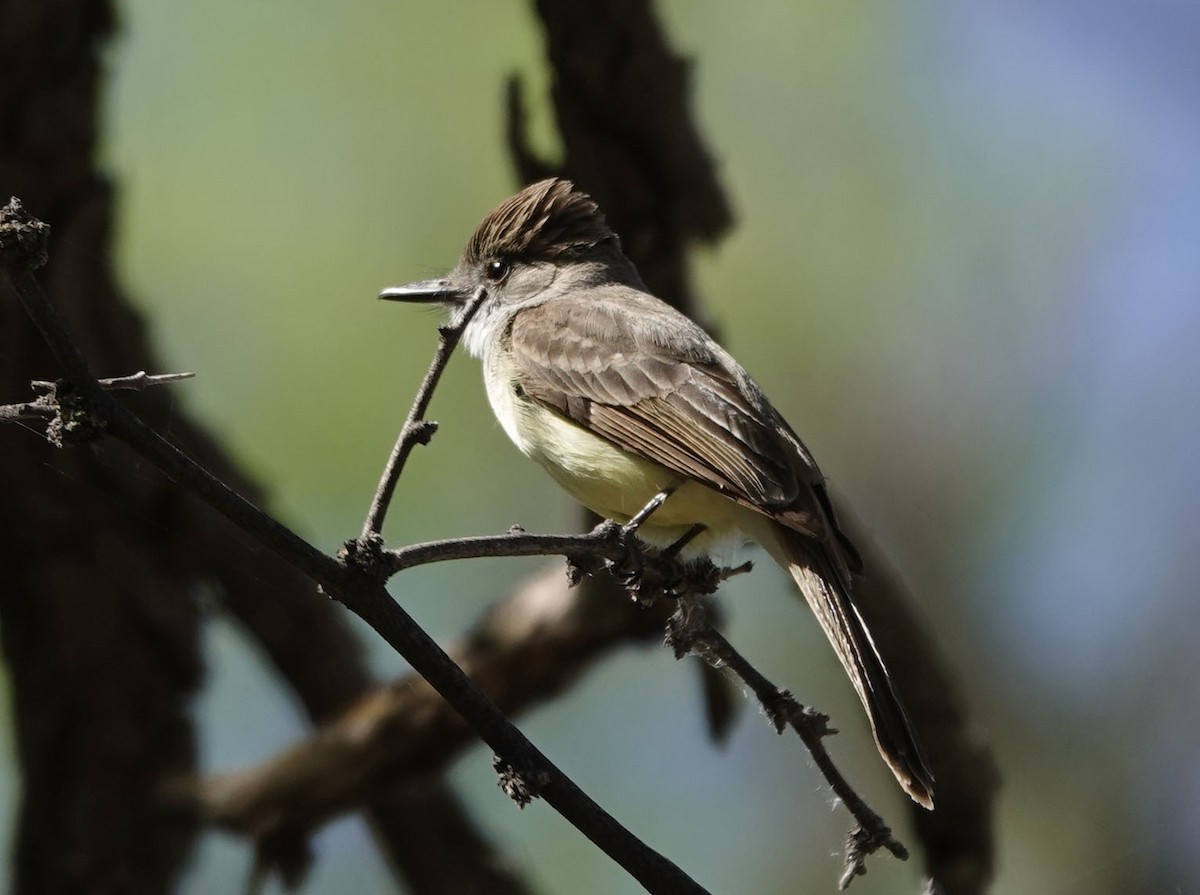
[31,370,195,391]
[361,288,487,540]
[0,401,53,421]
[0,202,710,895]
[388,524,624,572]
[383,521,740,610]
[393,496,910,885]
[189,505,903,889]
[2,372,196,430]
[0,201,94,391]
[665,598,907,889]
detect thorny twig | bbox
[0,198,711,895]
[666,598,909,889]
[359,287,487,541]
[1,372,197,445]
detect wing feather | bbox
[508,290,807,511]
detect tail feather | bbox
[765,528,935,809]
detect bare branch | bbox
[665,598,908,888]
[0,200,710,895]
[2,371,197,442]
[382,520,706,578]
[31,370,195,391]
[360,288,487,539]
[184,499,910,890]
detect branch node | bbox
[0,197,51,271]
[338,532,390,583]
[42,382,107,448]
[762,692,834,739]
[839,821,909,890]
[663,596,722,659]
[10,373,196,445]
[762,688,801,735]
[585,520,728,606]
[406,418,439,446]
[493,755,549,809]
[565,520,623,585]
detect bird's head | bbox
[380,179,638,353]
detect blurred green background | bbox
[7,0,1199,892]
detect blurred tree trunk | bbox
[0,2,374,891]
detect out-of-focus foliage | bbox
[1,1,1194,893]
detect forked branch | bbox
[665,598,908,889]
[3,196,909,891]
[360,288,487,539]
[0,198,710,895]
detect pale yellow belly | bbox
[485,357,751,554]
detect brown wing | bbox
[506,288,817,514]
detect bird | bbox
[380,178,934,808]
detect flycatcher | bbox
[381,178,934,808]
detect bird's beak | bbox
[378,278,466,304]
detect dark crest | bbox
[464,178,615,264]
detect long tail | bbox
[763,526,935,809]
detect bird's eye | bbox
[485,258,511,282]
